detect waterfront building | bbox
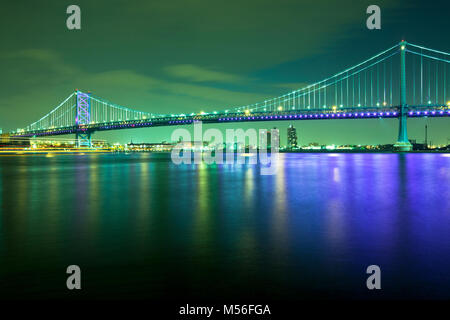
[287,125,298,149]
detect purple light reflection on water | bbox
[280,153,450,298]
[0,153,449,300]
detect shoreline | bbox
[0,150,448,155]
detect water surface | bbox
[1,153,450,299]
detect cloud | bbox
[0,0,407,133]
[3,49,79,75]
[274,82,311,91]
[0,0,405,75]
[0,49,270,129]
[120,0,404,71]
[164,64,248,83]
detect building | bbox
[0,133,10,144]
[260,127,280,150]
[127,141,175,152]
[0,133,30,147]
[287,125,298,149]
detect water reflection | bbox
[271,154,288,254]
[0,153,450,299]
[86,156,100,242]
[135,154,151,245]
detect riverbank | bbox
[0,149,113,155]
[1,149,448,155]
[280,149,450,153]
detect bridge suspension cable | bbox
[25,93,77,132]
[404,43,450,107]
[89,95,159,123]
[228,43,401,114]
[16,41,450,136]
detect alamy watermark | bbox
[66,265,81,290]
[366,265,381,290]
[65,5,381,31]
[66,5,81,30]
[366,5,381,30]
[170,121,280,175]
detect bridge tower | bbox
[75,90,92,148]
[394,40,413,151]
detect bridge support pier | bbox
[75,90,93,148]
[394,111,412,151]
[76,131,92,148]
[394,40,412,152]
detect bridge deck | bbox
[12,105,449,138]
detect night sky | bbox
[0,0,449,145]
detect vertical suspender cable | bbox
[413,54,416,105]
[390,59,393,105]
[383,61,386,104]
[436,62,438,104]
[428,60,431,102]
[421,49,423,104]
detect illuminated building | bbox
[287,125,298,149]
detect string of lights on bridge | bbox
[14,41,450,137]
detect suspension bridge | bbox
[11,41,450,151]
